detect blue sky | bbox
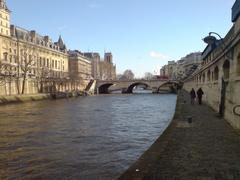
[7,0,235,77]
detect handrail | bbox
[233,105,240,116]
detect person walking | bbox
[197,88,204,105]
[190,88,196,105]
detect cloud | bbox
[149,51,172,61]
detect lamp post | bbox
[203,32,230,117]
[203,32,224,45]
[203,32,232,60]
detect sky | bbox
[7,0,235,77]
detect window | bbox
[237,54,240,76]
[207,70,211,81]
[3,52,7,61]
[14,56,17,63]
[40,57,42,67]
[214,66,219,81]
[202,73,205,82]
[223,60,230,79]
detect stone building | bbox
[0,0,118,95]
[83,52,101,79]
[184,0,240,129]
[99,52,116,80]
[160,52,202,80]
[83,52,116,80]
[0,0,74,95]
[0,0,10,36]
[160,61,177,79]
[173,52,202,80]
[68,50,92,80]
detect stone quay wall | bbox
[184,78,240,129]
[0,77,91,96]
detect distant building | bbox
[161,52,202,80]
[83,52,101,79]
[68,50,92,80]
[83,52,116,80]
[160,61,177,79]
[181,52,202,79]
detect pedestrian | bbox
[190,88,196,105]
[197,88,204,105]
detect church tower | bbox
[0,0,10,36]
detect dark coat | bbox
[190,89,196,99]
[197,88,204,98]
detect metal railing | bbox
[233,105,240,116]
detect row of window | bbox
[0,20,8,28]
[196,57,240,83]
[3,53,65,71]
[1,66,64,78]
[0,13,8,20]
[20,36,63,52]
[0,28,8,35]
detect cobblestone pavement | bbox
[119,90,240,180]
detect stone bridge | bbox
[96,79,180,94]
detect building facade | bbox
[184,0,240,129]
[99,52,116,80]
[160,52,202,80]
[0,0,118,95]
[83,52,101,79]
[0,0,76,95]
[68,50,92,80]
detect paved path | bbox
[119,90,240,180]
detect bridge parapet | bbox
[96,79,179,94]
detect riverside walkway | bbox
[119,90,240,180]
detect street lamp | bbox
[203,32,230,59]
[203,32,223,45]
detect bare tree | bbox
[35,66,50,93]
[20,45,36,94]
[122,69,135,80]
[0,56,19,95]
[144,72,154,80]
[116,74,123,80]
[0,61,8,86]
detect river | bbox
[0,93,177,180]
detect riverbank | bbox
[118,90,240,180]
[0,91,88,105]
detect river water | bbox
[0,93,176,180]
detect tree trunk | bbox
[22,75,26,94]
[16,77,20,95]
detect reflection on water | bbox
[0,94,176,180]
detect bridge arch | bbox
[98,83,114,94]
[157,81,179,93]
[124,82,150,94]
